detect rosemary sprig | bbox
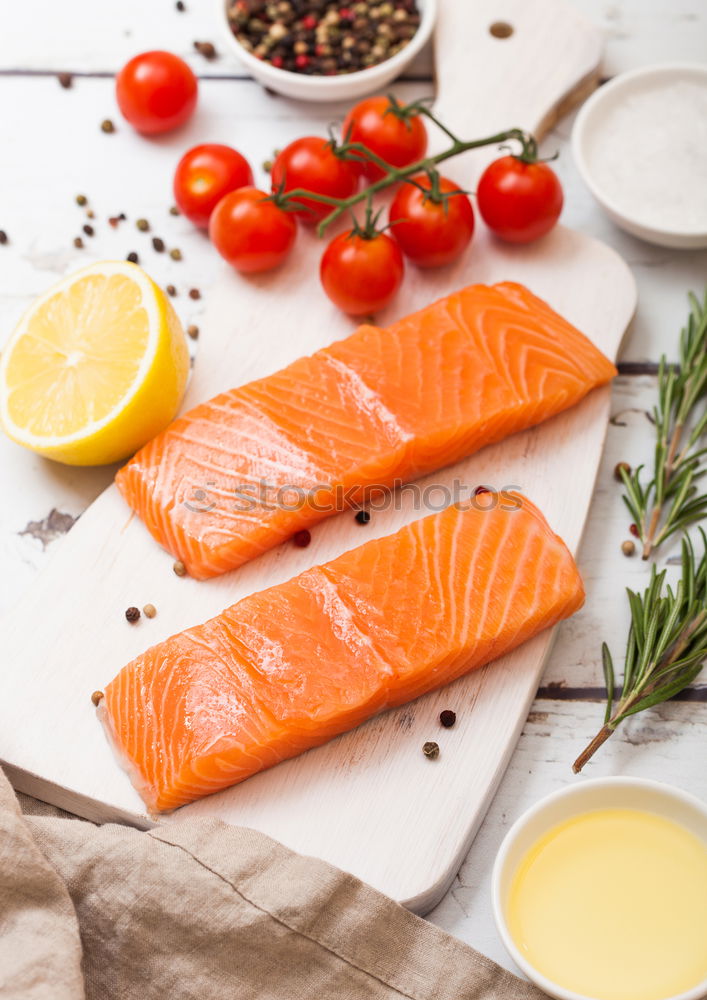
[573,530,707,771]
[620,290,707,559]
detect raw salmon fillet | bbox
[100,494,584,812]
[116,282,615,579]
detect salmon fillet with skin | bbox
[100,494,584,812]
[116,281,616,579]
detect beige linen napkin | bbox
[1,768,544,1000]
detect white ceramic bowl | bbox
[216,0,436,102]
[572,64,707,249]
[492,777,707,1000]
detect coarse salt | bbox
[586,80,707,233]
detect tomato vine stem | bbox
[270,100,536,237]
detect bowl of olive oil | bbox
[492,777,707,1000]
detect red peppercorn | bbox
[474,485,490,496]
[293,529,312,548]
[295,53,310,68]
[339,7,353,18]
[271,55,284,68]
[630,522,639,538]
[302,14,318,29]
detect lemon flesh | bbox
[0,262,189,465]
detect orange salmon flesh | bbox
[115,282,616,579]
[100,495,584,812]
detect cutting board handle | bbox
[433,0,603,157]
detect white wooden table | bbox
[1,0,705,978]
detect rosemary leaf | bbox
[621,289,707,558]
[572,531,707,772]
[601,643,615,724]
[620,664,703,718]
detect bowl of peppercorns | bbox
[220,0,435,102]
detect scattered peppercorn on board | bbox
[0,0,637,913]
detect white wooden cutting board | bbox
[0,0,636,912]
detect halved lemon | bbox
[0,261,190,465]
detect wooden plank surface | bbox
[0,0,705,978]
[2,0,704,76]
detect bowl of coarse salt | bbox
[572,64,707,249]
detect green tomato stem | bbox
[272,109,532,238]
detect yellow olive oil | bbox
[507,808,707,1000]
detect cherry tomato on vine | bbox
[342,96,428,181]
[476,155,563,244]
[116,51,198,135]
[320,230,404,315]
[174,144,254,229]
[209,188,297,274]
[271,137,359,225]
[389,174,475,268]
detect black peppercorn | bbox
[125,606,141,623]
[614,461,631,482]
[194,40,218,59]
[439,710,456,728]
[293,529,311,547]
[355,509,371,524]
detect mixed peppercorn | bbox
[226,0,421,75]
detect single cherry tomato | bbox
[476,155,563,244]
[116,51,198,135]
[174,144,254,228]
[320,230,404,315]
[389,174,475,268]
[342,96,428,181]
[209,188,297,274]
[271,136,359,225]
